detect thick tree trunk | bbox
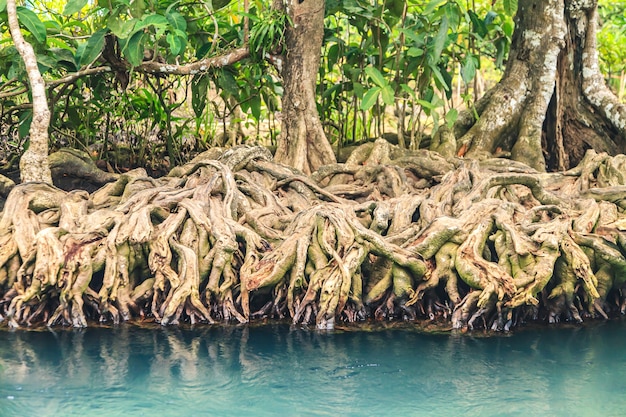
[454,0,626,172]
[545,1,626,170]
[6,0,52,184]
[273,0,337,174]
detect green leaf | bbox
[64,107,80,129]
[502,21,514,38]
[107,15,137,38]
[122,30,146,67]
[326,44,340,72]
[239,95,250,114]
[400,83,415,98]
[322,82,343,99]
[191,74,208,117]
[63,0,89,15]
[211,0,232,10]
[51,47,77,69]
[387,0,404,18]
[61,18,89,33]
[468,10,487,38]
[407,47,424,58]
[7,55,23,81]
[445,4,462,31]
[78,29,107,66]
[364,66,387,88]
[353,82,364,99]
[250,94,261,121]
[130,0,146,18]
[17,7,47,44]
[431,111,440,134]
[36,53,56,72]
[421,86,434,105]
[424,0,446,15]
[166,32,184,55]
[445,108,458,128]
[45,20,62,34]
[165,10,187,32]
[484,10,498,26]
[381,85,395,105]
[141,14,169,27]
[429,64,449,91]
[416,99,435,110]
[431,15,448,64]
[503,0,518,16]
[172,29,187,39]
[360,87,381,111]
[398,27,423,44]
[441,66,453,99]
[136,14,169,35]
[0,0,6,13]
[217,69,238,97]
[494,38,507,69]
[461,56,477,84]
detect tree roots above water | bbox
[2,141,626,331]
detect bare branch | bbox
[136,47,250,75]
[47,66,112,87]
[0,87,28,99]
[244,0,250,42]
[40,47,250,89]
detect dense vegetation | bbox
[0,1,623,168]
[0,0,529,170]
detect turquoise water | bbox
[1,322,626,417]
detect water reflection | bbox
[1,322,626,416]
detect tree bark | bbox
[273,0,337,174]
[6,0,52,184]
[546,1,626,170]
[455,0,626,172]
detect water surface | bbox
[1,321,626,416]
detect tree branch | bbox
[0,87,28,99]
[6,0,52,183]
[42,47,250,88]
[136,47,250,75]
[47,66,112,87]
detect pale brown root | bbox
[2,146,626,331]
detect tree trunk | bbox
[455,0,626,172]
[273,0,337,174]
[6,0,52,184]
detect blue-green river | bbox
[1,321,626,416]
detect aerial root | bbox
[1,147,626,330]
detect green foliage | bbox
[598,0,626,99]
[0,0,621,172]
[0,0,255,170]
[503,0,518,16]
[120,30,147,67]
[0,0,515,167]
[16,7,47,43]
[77,28,106,66]
[191,74,209,118]
[318,0,515,147]
[248,8,291,58]
[62,0,88,16]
